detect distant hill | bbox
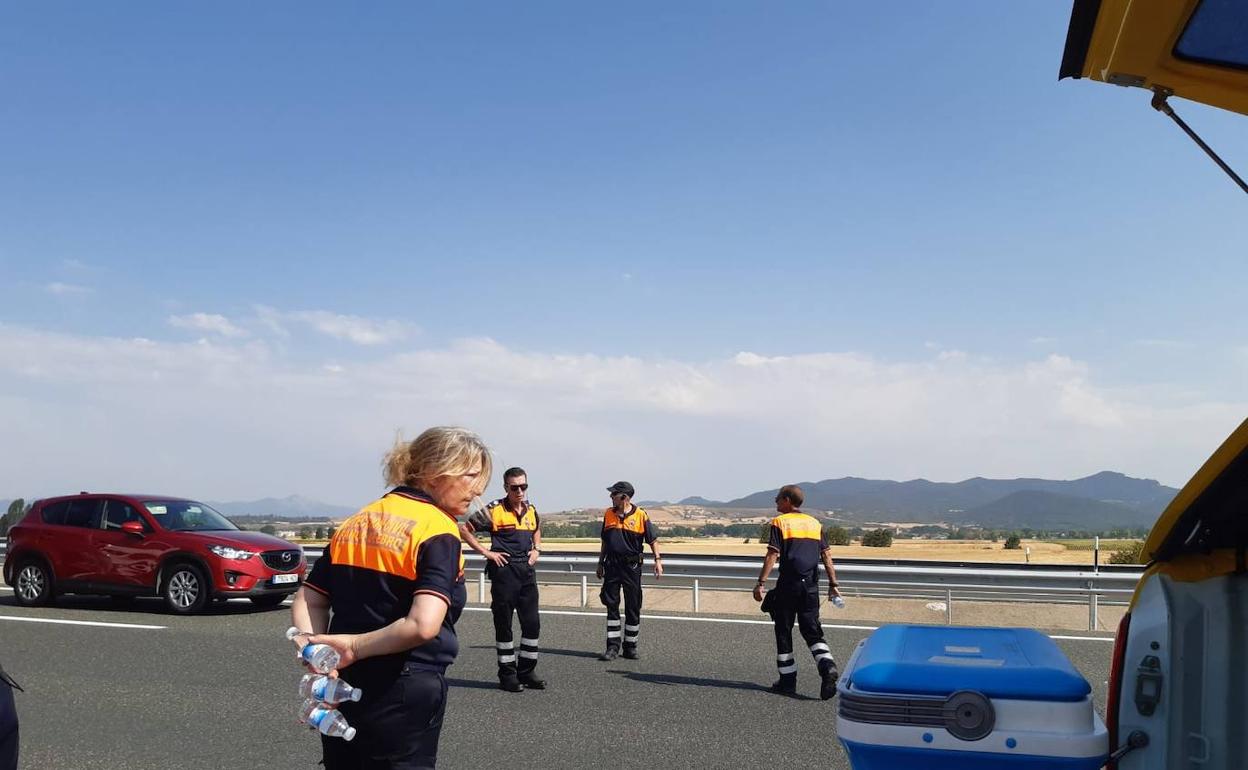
[208,495,355,521]
[962,490,1158,530]
[709,471,1177,529]
[678,496,724,506]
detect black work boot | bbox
[519,672,547,690]
[599,646,620,662]
[820,665,840,701]
[622,645,639,660]
[499,675,524,693]
[770,674,797,695]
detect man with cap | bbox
[460,466,546,692]
[596,481,662,661]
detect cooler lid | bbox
[849,625,1091,702]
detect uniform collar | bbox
[390,485,434,503]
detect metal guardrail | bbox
[0,542,1141,631]
[302,547,1142,632]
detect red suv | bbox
[3,493,306,614]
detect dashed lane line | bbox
[0,615,166,630]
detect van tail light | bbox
[1106,611,1131,769]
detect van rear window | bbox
[1175,0,1248,70]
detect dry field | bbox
[541,537,1138,565]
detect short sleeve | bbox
[643,515,657,544]
[304,544,332,596]
[820,526,834,551]
[413,533,462,605]
[766,522,783,553]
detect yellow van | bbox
[1061,3,1247,767]
[1061,0,1248,192]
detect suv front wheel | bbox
[162,563,210,615]
[14,559,54,607]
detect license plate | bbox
[271,573,299,585]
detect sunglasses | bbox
[507,483,529,492]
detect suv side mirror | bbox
[120,521,145,537]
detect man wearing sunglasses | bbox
[460,467,545,692]
[596,481,662,661]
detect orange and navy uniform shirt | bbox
[767,511,830,587]
[464,499,540,559]
[600,505,657,558]
[304,486,466,670]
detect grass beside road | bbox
[1042,538,1141,551]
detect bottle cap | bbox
[342,727,357,741]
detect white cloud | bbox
[45,282,93,297]
[168,313,249,339]
[254,306,415,346]
[0,322,1241,509]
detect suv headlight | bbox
[209,545,256,560]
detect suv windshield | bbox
[142,500,238,532]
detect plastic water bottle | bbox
[286,627,341,674]
[299,673,362,705]
[299,699,357,741]
[831,595,846,609]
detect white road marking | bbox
[0,615,166,630]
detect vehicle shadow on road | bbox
[609,670,820,700]
[0,594,286,617]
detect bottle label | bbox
[307,707,330,728]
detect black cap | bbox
[606,481,635,498]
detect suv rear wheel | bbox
[14,559,54,607]
[162,562,209,615]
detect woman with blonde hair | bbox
[291,426,491,769]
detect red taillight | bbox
[1105,612,1131,769]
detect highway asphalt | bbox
[0,588,1114,770]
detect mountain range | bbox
[670,471,1178,529]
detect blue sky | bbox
[2,2,1246,509]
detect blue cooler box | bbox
[837,625,1107,770]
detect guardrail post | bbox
[693,579,700,613]
[945,588,953,625]
[1089,591,1098,632]
[580,575,588,608]
[478,571,486,603]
